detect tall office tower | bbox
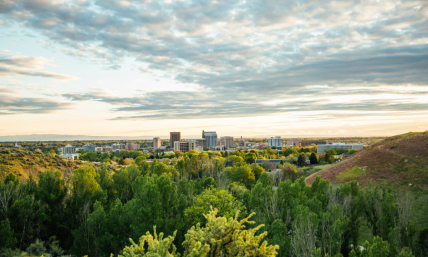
[202,130,218,148]
[268,136,283,148]
[170,132,181,148]
[220,136,234,148]
[153,137,161,150]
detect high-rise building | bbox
[153,137,161,150]
[174,141,196,153]
[202,130,218,148]
[268,136,283,148]
[220,136,234,148]
[58,144,76,154]
[170,132,181,148]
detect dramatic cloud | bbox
[1,0,427,121]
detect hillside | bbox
[306,131,428,189]
[0,148,117,180]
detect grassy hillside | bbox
[306,131,428,189]
[0,147,117,180]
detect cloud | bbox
[0,56,77,79]
[0,91,74,115]
[1,0,428,120]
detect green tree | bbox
[184,188,245,225]
[309,153,318,165]
[297,153,306,166]
[0,218,17,250]
[183,208,279,256]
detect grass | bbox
[336,166,366,183]
[299,164,332,179]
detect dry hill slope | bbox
[306,131,428,189]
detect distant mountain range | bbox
[0,134,160,141]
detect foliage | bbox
[0,219,16,250]
[120,227,178,257]
[184,188,245,225]
[25,239,47,256]
[182,207,279,256]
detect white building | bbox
[60,153,79,160]
[112,143,125,151]
[58,144,76,154]
[268,137,283,148]
[153,137,161,150]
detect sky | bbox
[0,0,427,140]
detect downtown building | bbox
[220,136,234,148]
[83,143,95,152]
[58,144,76,154]
[153,137,161,150]
[125,143,140,151]
[268,136,283,148]
[202,130,218,148]
[174,141,196,153]
[170,132,181,149]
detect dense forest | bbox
[0,148,427,257]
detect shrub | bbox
[26,239,46,256]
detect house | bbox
[255,159,283,170]
[342,153,351,159]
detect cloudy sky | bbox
[0,0,427,139]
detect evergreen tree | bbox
[309,152,318,164]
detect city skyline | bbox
[1,0,427,138]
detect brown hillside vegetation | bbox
[0,147,117,180]
[306,131,428,189]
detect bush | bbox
[26,239,46,256]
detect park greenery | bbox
[0,144,427,257]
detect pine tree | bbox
[309,153,318,164]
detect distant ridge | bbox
[306,131,428,189]
[0,134,157,141]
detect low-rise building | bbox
[286,138,301,146]
[268,136,283,148]
[83,143,95,152]
[60,153,79,160]
[174,141,196,153]
[317,143,364,154]
[125,143,140,151]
